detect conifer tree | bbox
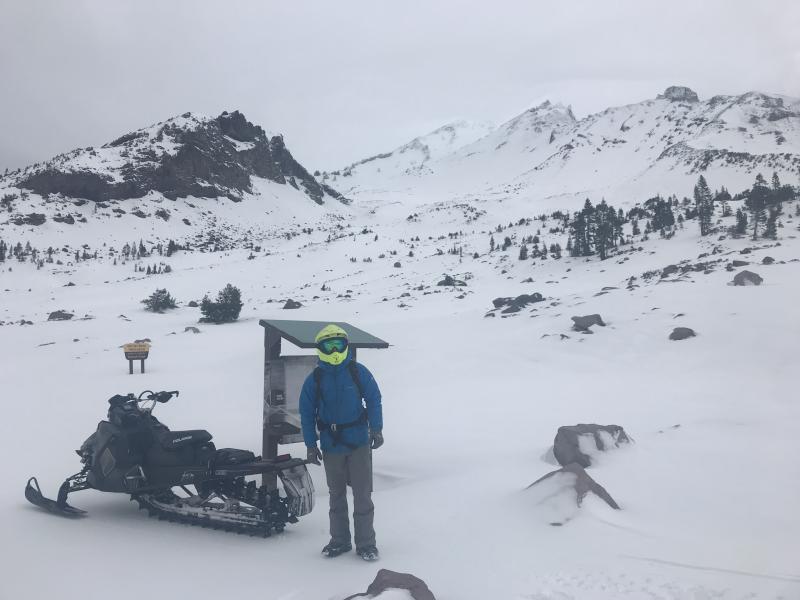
[746,173,769,240]
[694,175,713,236]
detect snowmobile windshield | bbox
[317,337,348,355]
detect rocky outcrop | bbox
[553,424,631,468]
[657,86,699,103]
[490,293,544,314]
[18,111,345,205]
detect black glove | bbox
[370,430,384,450]
[307,445,322,465]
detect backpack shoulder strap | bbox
[313,367,323,406]
[348,361,365,400]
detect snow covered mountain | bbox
[334,119,494,184]
[0,111,348,249]
[326,86,800,205]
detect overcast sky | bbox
[1,0,798,172]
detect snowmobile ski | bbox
[25,477,86,517]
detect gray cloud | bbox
[1,0,798,173]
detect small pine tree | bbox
[735,208,748,235]
[518,243,528,260]
[746,173,769,240]
[142,288,177,313]
[694,175,713,236]
[200,284,243,324]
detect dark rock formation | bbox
[344,569,436,600]
[661,264,679,277]
[553,424,631,468]
[282,299,302,309]
[762,256,775,265]
[13,213,46,226]
[732,270,763,286]
[570,314,605,332]
[47,310,74,321]
[19,111,345,205]
[491,293,544,314]
[657,86,699,103]
[183,326,200,334]
[528,462,620,510]
[731,260,749,267]
[669,327,696,341]
[437,274,466,287]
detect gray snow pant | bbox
[323,444,375,550]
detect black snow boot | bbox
[357,545,379,561]
[321,541,352,558]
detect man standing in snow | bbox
[299,324,384,561]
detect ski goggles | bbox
[317,337,348,355]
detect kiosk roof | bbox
[259,319,389,349]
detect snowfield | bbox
[1,180,799,600]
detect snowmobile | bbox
[25,389,314,537]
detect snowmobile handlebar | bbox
[139,390,180,404]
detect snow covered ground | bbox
[1,185,799,600]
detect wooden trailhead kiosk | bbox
[259,319,389,489]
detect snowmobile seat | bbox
[161,430,213,451]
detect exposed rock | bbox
[187,300,199,307]
[19,111,345,205]
[731,260,749,267]
[657,86,699,103]
[492,293,544,314]
[570,314,605,332]
[528,462,620,510]
[183,326,200,334]
[53,214,75,225]
[47,310,74,321]
[732,270,763,286]
[344,569,436,600]
[393,262,401,268]
[762,256,775,265]
[661,264,679,278]
[13,213,46,226]
[553,424,631,468]
[437,274,466,287]
[282,299,302,309]
[63,281,76,287]
[669,327,696,341]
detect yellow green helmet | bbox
[315,324,349,366]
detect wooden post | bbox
[140,359,145,373]
[129,360,134,375]
[263,325,282,490]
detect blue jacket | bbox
[299,353,382,454]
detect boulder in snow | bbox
[184,326,200,334]
[47,310,74,321]
[437,274,466,287]
[344,569,436,600]
[553,424,631,468]
[282,299,302,309]
[570,314,605,332]
[669,327,696,341]
[732,270,763,286]
[762,256,775,265]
